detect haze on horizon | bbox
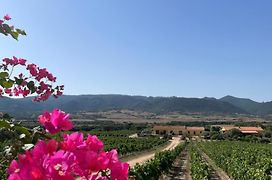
[1,1,272,102]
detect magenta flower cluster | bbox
[0,15,16,36]
[0,14,11,25]
[38,109,73,134]
[7,109,129,180]
[1,56,64,101]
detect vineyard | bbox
[86,130,136,137]
[127,140,272,180]
[130,142,187,180]
[102,136,168,155]
[2,126,272,179]
[190,145,211,180]
[82,130,168,155]
[2,131,272,180]
[198,141,272,180]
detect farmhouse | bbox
[153,125,186,135]
[152,125,204,137]
[186,126,205,136]
[239,127,264,134]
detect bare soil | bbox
[199,149,232,180]
[126,137,181,167]
[160,146,192,180]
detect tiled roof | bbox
[239,127,263,132]
[153,125,186,130]
[186,127,205,131]
[221,126,264,133]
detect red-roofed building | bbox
[239,127,264,134]
[221,125,263,134]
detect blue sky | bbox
[1,1,272,102]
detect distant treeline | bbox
[20,119,149,132]
[165,121,269,127]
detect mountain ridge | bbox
[220,95,272,115]
[0,94,248,118]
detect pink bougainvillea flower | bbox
[7,160,20,177]
[47,73,56,82]
[23,89,30,97]
[8,153,45,180]
[8,109,129,179]
[32,140,58,160]
[43,150,76,180]
[86,134,104,152]
[39,81,49,91]
[3,14,11,21]
[18,58,27,65]
[8,135,130,180]
[36,68,48,81]
[78,150,100,172]
[2,56,26,66]
[5,88,12,95]
[60,132,86,151]
[107,149,119,168]
[26,63,38,76]
[38,109,73,134]
[3,57,13,65]
[97,152,110,170]
[110,162,129,180]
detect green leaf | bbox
[15,77,23,85]
[2,80,14,88]
[0,72,9,78]
[14,125,31,137]
[0,26,8,35]
[27,81,36,93]
[2,24,12,33]
[16,28,27,36]
[11,31,19,40]
[0,120,11,128]
[0,79,4,87]
[27,81,34,88]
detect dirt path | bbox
[199,150,232,180]
[159,146,192,180]
[127,137,181,167]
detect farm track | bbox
[126,137,181,167]
[160,142,230,180]
[159,146,191,180]
[198,148,231,180]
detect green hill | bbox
[220,95,272,115]
[0,94,247,118]
[220,95,259,114]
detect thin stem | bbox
[8,65,14,79]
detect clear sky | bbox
[1,1,272,102]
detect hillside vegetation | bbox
[220,95,272,115]
[0,95,248,118]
